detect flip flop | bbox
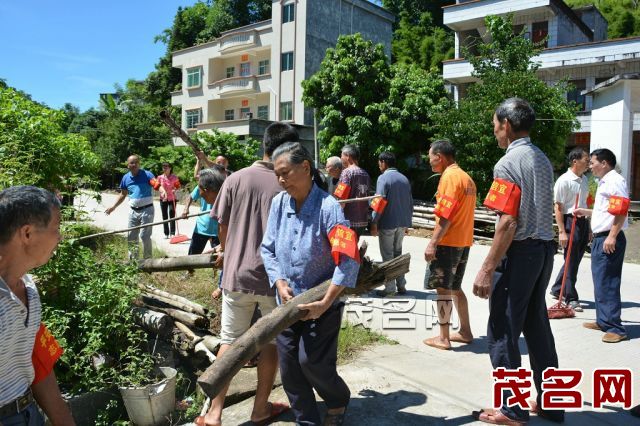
[251,401,290,426]
[449,333,473,344]
[423,337,451,350]
[472,408,526,425]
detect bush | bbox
[35,225,154,394]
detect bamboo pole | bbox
[139,284,209,316]
[336,195,381,205]
[72,210,211,242]
[137,253,219,273]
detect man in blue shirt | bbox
[370,152,413,296]
[106,155,155,260]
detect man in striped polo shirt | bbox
[0,186,75,425]
[472,98,563,425]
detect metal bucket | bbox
[119,367,177,426]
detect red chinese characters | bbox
[328,225,360,265]
[541,368,583,410]
[607,196,630,216]
[434,194,458,220]
[333,182,351,200]
[370,196,387,214]
[483,178,521,217]
[593,369,632,409]
[32,323,63,385]
[492,368,532,410]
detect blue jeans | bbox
[378,227,406,292]
[0,403,45,426]
[591,232,626,335]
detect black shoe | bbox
[396,287,407,295]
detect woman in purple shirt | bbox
[261,142,359,426]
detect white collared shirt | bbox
[591,169,629,233]
[554,168,589,214]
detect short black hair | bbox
[590,148,616,168]
[495,98,536,132]
[264,122,299,157]
[567,147,587,164]
[0,186,61,244]
[430,139,456,160]
[378,151,396,167]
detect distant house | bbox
[442,0,640,200]
[170,0,394,151]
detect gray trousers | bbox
[128,205,154,260]
[378,227,407,292]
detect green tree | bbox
[436,15,578,197]
[0,86,100,191]
[565,0,640,38]
[381,0,454,27]
[392,11,454,70]
[303,34,450,173]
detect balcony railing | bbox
[217,77,256,95]
[219,31,256,52]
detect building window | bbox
[532,21,548,47]
[567,79,586,111]
[185,109,202,129]
[280,101,293,121]
[240,62,251,77]
[258,60,270,75]
[257,105,269,120]
[240,107,251,118]
[186,67,202,88]
[283,3,295,23]
[281,52,294,71]
[224,109,235,121]
[226,66,235,79]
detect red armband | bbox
[333,182,351,200]
[608,195,630,215]
[434,194,458,220]
[370,196,387,214]
[483,178,521,217]
[586,193,595,209]
[328,225,360,265]
[149,178,160,190]
[173,180,181,190]
[32,323,63,385]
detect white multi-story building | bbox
[171,0,394,148]
[442,0,640,200]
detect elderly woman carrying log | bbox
[260,142,360,426]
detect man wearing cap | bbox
[574,148,629,343]
[105,155,156,260]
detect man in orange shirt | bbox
[423,140,476,350]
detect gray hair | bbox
[341,144,360,162]
[495,98,535,132]
[0,186,61,244]
[198,165,227,192]
[273,142,327,190]
[326,156,343,170]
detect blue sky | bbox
[0,0,196,111]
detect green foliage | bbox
[381,0,453,27]
[565,0,640,38]
[0,87,100,191]
[196,129,261,171]
[36,225,154,394]
[302,34,450,173]
[435,15,578,197]
[391,11,454,70]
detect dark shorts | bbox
[427,246,470,291]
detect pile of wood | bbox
[412,200,498,241]
[132,283,220,366]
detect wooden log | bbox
[138,253,219,274]
[159,110,202,154]
[175,322,216,364]
[148,305,209,329]
[140,284,209,316]
[197,254,410,399]
[131,307,174,337]
[141,292,207,316]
